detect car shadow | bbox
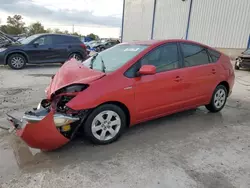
[0,63,61,70]
[21,64,61,69]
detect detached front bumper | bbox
[6,109,75,151]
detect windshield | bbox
[20,34,41,44]
[243,48,250,55]
[83,44,148,72]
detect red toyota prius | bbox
[7,39,235,151]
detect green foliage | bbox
[0,15,26,35]
[86,33,99,40]
[28,22,47,35]
[0,14,99,39]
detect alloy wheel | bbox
[91,110,121,141]
[214,88,226,109]
[70,54,82,61]
[11,56,25,69]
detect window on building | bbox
[181,43,210,67]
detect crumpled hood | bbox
[46,59,105,98]
[0,42,23,48]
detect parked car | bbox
[93,40,120,52]
[235,48,250,70]
[86,40,100,51]
[7,39,235,151]
[0,33,88,69]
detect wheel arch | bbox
[5,51,29,65]
[97,101,131,127]
[217,81,230,96]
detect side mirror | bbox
[138,65,156,76]
[33,42,39,47]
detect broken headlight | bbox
[53,114,79,127]
[54,84,88,95]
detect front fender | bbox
[65,76,137,125]
[4,50,29,64]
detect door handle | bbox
[212,69,216,74]
[174,76,182,82]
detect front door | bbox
[133,43,186,122]
[25,35,55,63]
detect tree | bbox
[53,28,63,34]
[4,15,26,35]
[46,28,53,33]
[71,32,82,37]
[86,33,99,40]
[28,22,46,35]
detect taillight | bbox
[80,43,87,49]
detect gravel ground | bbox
[0,64,250,188]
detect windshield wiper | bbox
[99,55,106,73]
[89,52,106,73]
[89,53,98,69]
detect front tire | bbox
[7,54,27,69]
[205,85,228,113]
[84,104,126,144]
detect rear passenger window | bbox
[53,36,81,44]
[181,43,210,67]
[53,36,65,44]
[207,48,221,63]
[66,36,81,43]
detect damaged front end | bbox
[6,84,90,151]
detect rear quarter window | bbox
[52,36,65,44]
[68,36,81,43]
[207,48,221,63]
[53,35,81,44]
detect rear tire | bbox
[7,54,27,70]
[68,53,83,61]
[205,85,228,113]
[84,104,126,145]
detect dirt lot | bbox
[0,64,250,188]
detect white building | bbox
[121,0,250,50]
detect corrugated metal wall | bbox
[122,0,154,42]
[122,0,250,48]
[153,0,189,40]
[188,0,250,48]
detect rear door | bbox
[51,35,69,62]
[179,42,219,106]
[130,43,187,121]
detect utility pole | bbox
[72,24,74,33]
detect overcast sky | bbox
[0,0,123,37]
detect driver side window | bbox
[124,43,180,78]
[141,43,180,73]
[33,36,52,45]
